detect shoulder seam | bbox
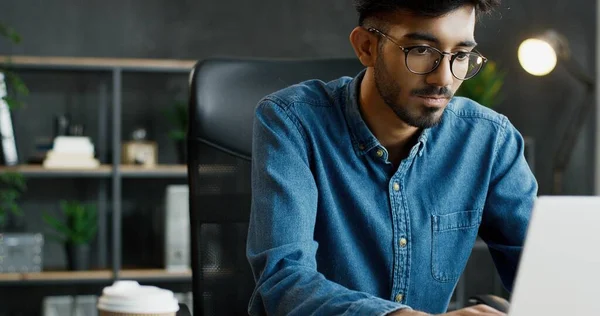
[445,106,505,126]
[260,97,312,156]
[491,115,509,165]
[266,93,332,108]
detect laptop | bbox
[509,196,600,316]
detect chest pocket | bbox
[431,210,481,282]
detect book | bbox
[0,73,18,166]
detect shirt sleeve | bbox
[246,98,410,316]
[479,116,538,292]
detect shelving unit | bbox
[0,56,214,290]
[0,269,194,285]
[0,164,235,178]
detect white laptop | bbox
[509,196,600,316]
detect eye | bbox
[454,52,469,61]
[412,46,434,55]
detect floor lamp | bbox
[518,30,595,195]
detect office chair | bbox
[185,57,509,315]
[186,57,365,315]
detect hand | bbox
[389,304,506,316]
[388,309,430,316]
[439,304,507,315]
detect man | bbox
[246,0,537,315]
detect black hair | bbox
[354,0,501,26]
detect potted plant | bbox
[0,171,26,231]
[43,200,97,271]
[165,100,188,164]
[0,22,29,109]
[456,60,506,108]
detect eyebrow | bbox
[402,32,478,48]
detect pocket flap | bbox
[432,210,481,232]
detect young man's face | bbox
[374,6,477,128]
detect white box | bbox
[164,185,190,272]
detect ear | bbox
[349,27,378,68]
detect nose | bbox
[425,55,454,88]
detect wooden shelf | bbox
[0,268,192,284]
[0,55,196,73]
[120,268,192,280]
[0,164,234,178]
[0,164,112,177]
[120,165,187,178]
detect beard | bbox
[373,54,450,129]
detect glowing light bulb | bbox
[518,38,557,76]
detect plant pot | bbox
[65,243,91,271]
[176,140,187,164]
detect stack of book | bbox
[43,136,100,169]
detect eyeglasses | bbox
[368,28,487,80]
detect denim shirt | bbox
[246,70,538,315]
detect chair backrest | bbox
[187,57,364,316]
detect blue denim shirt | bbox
[246,70,538,315]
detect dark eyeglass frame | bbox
[367,27,488,80]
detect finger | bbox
[469,304,506,315]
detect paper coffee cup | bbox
[97,280,180,316]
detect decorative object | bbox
[164,185,191,272]
[0,171,42,274]
[455,60,506,108]
[43,200,98,271]
[518,30,594,195]
[43,136,100,169]
[121,128,158,167]
[54,114,70,137]
[165,100,188,164]
[0,233,44,273]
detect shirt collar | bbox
[343,69,429,157]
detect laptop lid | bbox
[509,196,600,316]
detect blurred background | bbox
[0,0,596,315]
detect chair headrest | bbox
[188,57,364,160]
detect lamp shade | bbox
[518,30,570,77]
[518,38,557,76]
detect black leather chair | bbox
[186,57,364,316]
[185,57,509,315]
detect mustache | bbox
[411,86,453,98]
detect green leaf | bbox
[5,72,29,96]
[9,203,22,216]
[45,201,97,244]
[456,60,506,108]
[169,130,186,141]
[166,100,188,141]
[43,212,72,238]
[1,96,21,109]
[0,24,21,44]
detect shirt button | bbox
[395,293,404,302]
[393,182,400,191]
[399,238,407,248]
[376,148,384,157]
[358,144,365,150]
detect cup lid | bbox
[97,280,179,313]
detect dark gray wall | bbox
[0,0,596,313]
[0,0,595,194]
